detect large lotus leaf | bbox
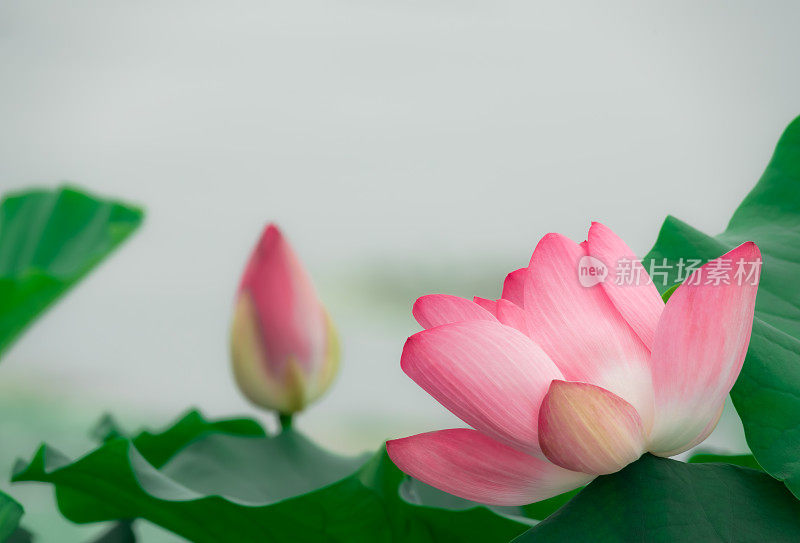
[0,490,23,543]
[0,186,143,357]
[514,454,800,542]
[643,116,800,497]
[12,412,532,542]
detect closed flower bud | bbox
[230,224,339,414]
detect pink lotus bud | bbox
[230,224,339,414]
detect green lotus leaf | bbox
[643,116,800,497]
[0,186,143,357]
[12,411,532,542]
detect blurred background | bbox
[1,1,800,540]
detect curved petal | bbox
[387,429,593,506]
[472,296,498,315]
[587,222,664,349]
[648,242,761,455]
[523,233,654,429]
[470,297,530,336]
[651,401,725,458]
[538,381,647,475]
[239,224,329,375]
[502,268,528,307]
[413,294,497,329]
[401,320,563,455]
[495,298,530,335]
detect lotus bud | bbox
[230,224,339,415]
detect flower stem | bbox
[278,413,293,432]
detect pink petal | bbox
[502,268,528,307]
[472,296,498,315]
[401,320,563,455]
[473,296,528,335]
[538,381,647,475]
[413,294,498,329]
[238,224,329,374]
[648,242,761,455]
[471,297,529,335]
[651,401,725,458]
[387,429,593,506]
[495,298,531,335]
[587,222,664,349]
[523,233,654,429]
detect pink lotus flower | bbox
[230,224,339,414]
[387,222,760,506]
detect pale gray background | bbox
[1,1,798,540]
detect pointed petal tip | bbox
[385,437,401,457]
[540,231,569,245]
[726,240,761,261]
[494,298,530,335]
[400,332,423,371]
[244,223,292,282]
[738,240,762,259]
[411,295,427,320]
[528,232,583,267]
[545,378,567,393]
[472,295,495,307]
[259,222,283,244]
[587,221,617,243]
[412,294,497,330]
[741,240,758,249]
[501,268,528,306]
